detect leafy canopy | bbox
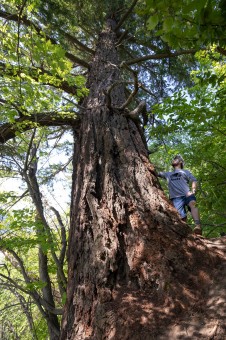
[144,0,226,48]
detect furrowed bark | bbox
[61,19,192,339]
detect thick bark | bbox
[60,19,226,340]
[60,20,194,339]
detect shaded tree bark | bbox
[60,19,199,339]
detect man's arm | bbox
[157,171,166,179]
[191,181,198,194]
[185,170,198,193]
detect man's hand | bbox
[186,190,196,197]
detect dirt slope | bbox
[158,235,226,339]
[108,235,226,340]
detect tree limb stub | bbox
[126,100,146,120]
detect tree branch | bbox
[49,206,67,297]
[217,46,226,56]
[121,35,163,52]
[125,49,198,66]
[0,112,81,144]
[116,29,129,46]
[104,81,134,109]
[50,206,67,266]
[0,61,81,96]
[63,31,95,55]
[117,62,139,110]
[0,302,23,312]
[0,272,30,295]
[0,247,63,315]
[114,0,139,32]
[5,248,34,284]
[139,83,159,100]
[126,100,146,120]
[0,9,90,69]
[22,152,68,288]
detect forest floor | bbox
[112,234,226,340]
[163,237,226,340]
[157,235,226,340]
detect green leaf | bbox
[162,17,174,32]
[147,14,159,30]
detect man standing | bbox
[158,155,202,235]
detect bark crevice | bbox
[60,18,197,340]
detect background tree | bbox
[150,46,226,237]
[0,0,226,339]
[0,130,71,339]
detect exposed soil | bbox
[110,235,226,340]
[160,235,226,340]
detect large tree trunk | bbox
[60,20,225,339]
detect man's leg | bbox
[171,197,187,219]
[188,200,202,235]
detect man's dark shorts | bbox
[171,194,196,219]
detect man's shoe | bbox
[194,225,202,235]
